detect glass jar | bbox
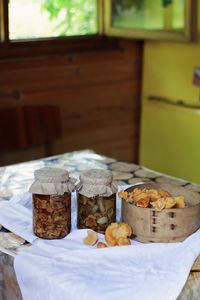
[32,193,71,239]
[76,169,117,233]
[29,167,76,239]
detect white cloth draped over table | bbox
[15,229,200,300]
[0,192,200,300]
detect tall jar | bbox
[29,167,76,239]
[76,169,117,233]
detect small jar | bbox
[29,167,76,239]
[76,169,117,233]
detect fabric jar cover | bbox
[76,169,117,197]
[29,167,76,195]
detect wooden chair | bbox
[0,105,62,156]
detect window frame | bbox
[0,0,118,59]
[104,0,197,42]
[0,0,8,43]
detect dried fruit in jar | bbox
[105,223,132,246]
[33,193,71,239]
[83,230,98,245]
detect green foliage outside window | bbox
[41,0,97,36]
[9,0,97,40]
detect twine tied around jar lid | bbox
[29,167,76,195]
[76,169,117,197]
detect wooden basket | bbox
[121,183,200,243]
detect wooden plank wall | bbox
[0,40,143,166]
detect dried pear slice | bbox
[175,196,185,208]
[118,191,128,200]
[83,230,98,246]
[158,189,172,198]
[105,223,132,246]
[164,197,177,209]
[150,198,166,211]
[105,223,119,246]
[136,197,150,208]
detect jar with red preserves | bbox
[29,167,76,239]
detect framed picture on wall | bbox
[104,0,196,42]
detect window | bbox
[0,0,112,58]
[8,0,98,40]
[105,0,196,42]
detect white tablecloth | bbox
[0,192,200,300]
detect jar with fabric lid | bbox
[76,169,117,233]
[29,167,76,239]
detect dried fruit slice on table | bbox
[97,242,108,248]
[105,223,132,246]
[83,230,98,245]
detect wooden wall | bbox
[0,40,143,166]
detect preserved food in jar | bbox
[76,169,117,233]
[29,167,76,239]
[33,193,71,239]
[78,193,116,233]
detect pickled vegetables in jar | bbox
[76,169,117,233]
[78,193,116,233]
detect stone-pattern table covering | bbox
[0,150,199,300]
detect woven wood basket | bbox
[121,183,200,243]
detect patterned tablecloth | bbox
[0,150,199,300]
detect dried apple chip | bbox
[118,191,128,201]
[119,187,186,211]
[132,189,149,203]
[146,189,161,201]
[158,189,172,198]
[105,223,119,246]
[105,223,132,246]
[175,196,185,208]
[164,197,177,209]
[136,197,150,208]
[83,230,98,246]
[150,198,166,211]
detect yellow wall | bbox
[142,41,200,106]
[140,3,200,183]
[142,8,200,106]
